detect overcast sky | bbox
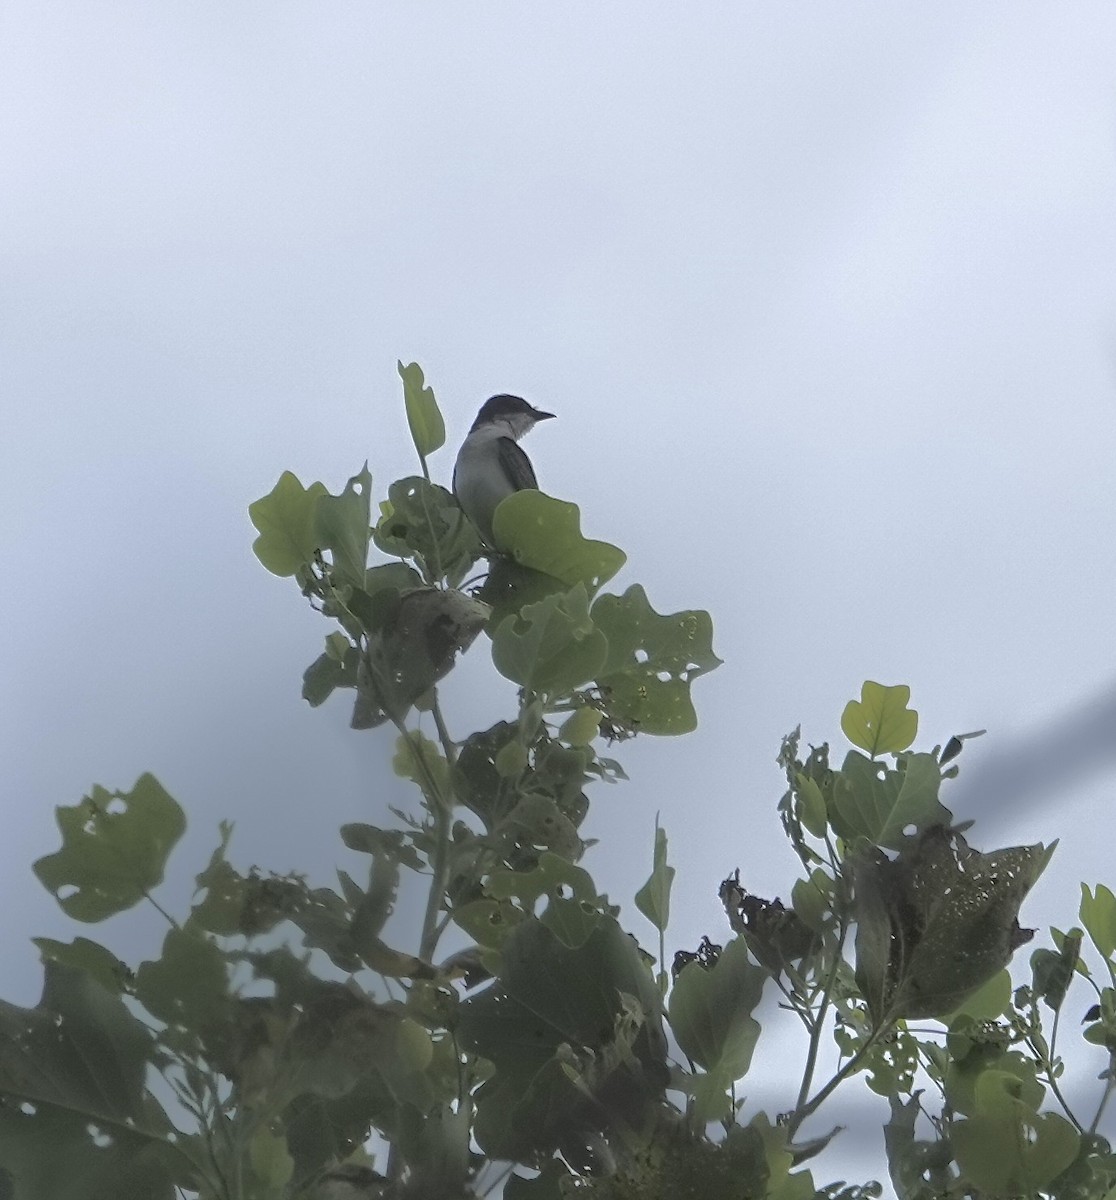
[3,2,1116,1187]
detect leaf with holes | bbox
[491,584,608,696]
[33,776,186,922]
[0,963,186,1199]
[314,465,372,590]
[853,826,1054,1021]
[832,751,950,850]
[591,585,721,735]
[134,926,230,1031]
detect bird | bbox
[452,393,555,547]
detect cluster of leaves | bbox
[1,365,1112,1200]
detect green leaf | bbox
[635,822,674,934]
[794,773,828,838]
[32,937,132,995]
[953,1111,1080,1194]
[591,584,721,735]
[190,824,249,935]
[302,645,359,708]
[945,969,1013,1021]
[491,584,608,696]
[248,471,329,577]
[841,681,918,756]
[853,827,1053,1021]
[134,926,230,1031]
[393,731,452,807]
[0,963,183,1199]
[834,751,950,849]
[313,464,372,590]
[399,360,445,460]
[668,937,766,1079]
[33,776,186,922]
[491,490,625,593]
[1081,884,1116,960]
[340,823,425,872]
[247,1125,294,1192]
[559,707,601,747]
[458,913,667,1162]
[373,476,481,587]
[1031,933,1081,1013]
[486,853,602,912]
[499,795,585,862]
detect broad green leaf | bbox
[249,471,329,577]
[32,937,132,995]
[591,584,721,735]
[458,914,666,1162]
[794,773,827,838]
[499,795,584,862]
[313,465,372,590]
[945,1047,1044,1117]
[486,853,601,912]
[688,1068,735,1123]
[791,871,834,937]
[854,827,1053,1021]
[495,740,529,777]
[841,681,918,756]
[340,823,425,871]
[34,776,186,922]
[834,751,950,849]
[134,926,229,1031]
[302,645,359,708]
[491,584,608,696]
[1031,934,1081,1013]
[0,963,183,1199]
[668,937,765,1079]
[365,561,423,596]
[491,490,625,593]
[373,476,481,587]
[393,731,452,808]
[953,1111,1080,1194]
[248,1125,294,1192]
[559,707,601,746]
[399,360,445,459]
[945,969,1013,1021]
[635,822,674,934]
[477,557,572,626]
[1081,884,1116,960]
[541,894,602,949]
[453,897,528,949]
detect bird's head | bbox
[469,394,555,440]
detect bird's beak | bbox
[534,410,556,421]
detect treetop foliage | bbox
[2,364,1114,1200]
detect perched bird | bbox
[452,394,555,546]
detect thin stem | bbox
[789,919,849,1124]
[431,696,459,766]
[1091,1053,1116,1135]
[142,890,181,930]
[787,1021,889,1138]
[1035,1006,1085,1134]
